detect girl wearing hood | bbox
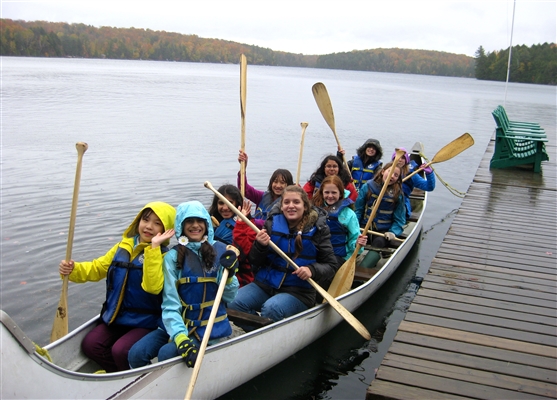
[303,155,358,202]
[128,201,239,368]
[58,201,176,372]
[227,185,337,322]
[391,148,435,219]
[339,139,383,191]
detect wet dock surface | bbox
[366,134,557,399]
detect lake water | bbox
[1,56,555,399]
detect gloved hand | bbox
[174,333,199,367]
[220,250,238,275]
[420,163,433,174]
[384,232,396,242]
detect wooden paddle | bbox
[50,142,88,343]
[296,122,309,185]
[403,133,474,182]
[204,181,371,340]
[327,149,406,298]
[184,244,237,400]
[239,54,247,197]
[311,82,351,175]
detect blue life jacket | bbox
[325,198,354,258]
[214,217,236,245]
[363,180,396,232]
[255,214,317,289]
[254,192,279,221]
[351,155,380,191]
[102,246,167,329]
[175,241,231,341]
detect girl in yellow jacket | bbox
[58,201,176,372]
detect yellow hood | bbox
[123,201,176,246]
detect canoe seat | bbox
[490,106,549,173]
[226,308,274,329]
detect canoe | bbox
[0,146,427,400]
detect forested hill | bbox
[1,18,552,83]
[0,19,474,78]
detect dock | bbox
[367,135,557,399]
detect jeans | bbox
[227,282,307,322]
[128,328,169,368]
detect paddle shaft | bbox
[296,122,309,185]
[50,142,88,343]
[204,181,371,340]
[239,54,247,197]
[360,228,405,243]
[184,268,229,400]
[403,132,474,182]
[311,83,351,175]
[327,149,406,297]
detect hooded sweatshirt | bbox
[66,201,176,295]
[161,201,239,342]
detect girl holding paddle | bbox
[355,162,406,249]
[392,148,435,218]
[303,155,358,202]
[128,201,239,368]
[58,201,176,372]
[312,175,369,270]
[237,150,294,225]
[227,185,337,322]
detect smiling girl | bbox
[227,185,337,322]
[58,202,176,372]
[303,155,358,202]
[209,184,243,245]
[312,175,367,270]
[355,161,406,249]
[237,150,294,225]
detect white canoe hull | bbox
[1,195,426,400]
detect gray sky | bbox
[1,0,555,56]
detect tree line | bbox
[474,43,556,85]
[1,19,554,83]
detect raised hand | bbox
[151,228,175,248]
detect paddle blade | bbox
[328,253,357,298]
[431,133,474,164]
[50,277,69,342]
[312,82,336,134]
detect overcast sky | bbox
[1,0,555,57]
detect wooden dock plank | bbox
[374,366,554,400]
[392,331,557,371]
[382,353,557,397]
[412,295,556,327]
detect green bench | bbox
[490,106,549,173]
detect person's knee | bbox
[158,343,178,362]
